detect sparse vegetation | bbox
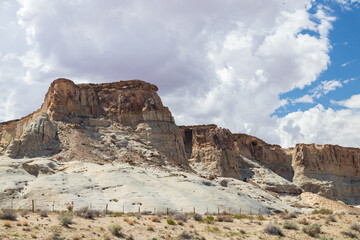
[234,214,253,220]
[59,214,73,227]
[167,218,176,225]
[174,213,187,222]
[150,216,161,223]
[264,223,284,236]
[203,215,215,224]
[352,223,360,232]
[193,213,202,221]
[283,220,298,230]
[341,231,358,239]
[216,215,233,222]
[109,224,123,237]
[40,209,49,217]
[312,208,333,215]
[298,217,310,225]
[0,209,17,221]
[302,223,322,237]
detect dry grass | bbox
[0,211,359,239]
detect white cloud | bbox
[294,94,314,103]
[311,80,343,98]
[277,104,360,147]
[343,77,357,84]
[337,94,360,108]
[2,0,360,149]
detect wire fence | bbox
[3,198,268,216]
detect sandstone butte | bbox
[1,78,360,205]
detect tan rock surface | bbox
[180,125,241,179]
[0,78,187,166]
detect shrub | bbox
[150,216,161,223]
[59,214,73,227]
[302,224,322,237]
[312,208,333,215]
[205,226,220,233]
[0,209,17,221]
[204,215,215,224]
[20,209,29,217]
[167,219,176,225]
[298,217,309,225]
[319,236,333,240]
[3,220,12,228]
[216,215,233,222]
[220,179,228,187]
[257,215,266,221]
[341,231,358,239]
[174,213,187,222]
[75,207,98,219]
[40,210,49,217]
[178,231,193,239]
[283,220,298,230]
[234,214,254,220]
[264,223,284,236]
[109,224,123,237]
[352,223,360,232]
[193,213,202,221]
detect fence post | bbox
[52,201,55,212]
[105,204,108,214]
[193,207,195,214]
[167,208,169,215]
[138,206,140,213]
[217,206,219,215]
[32,200,35,213]
[123,204,124,214]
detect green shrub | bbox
[216,215,233,222]
[109,224,123,237]
[203,215,214,224]
[312,208,333,215]
[59,214,73,227]
[166,219,176,225]
[319,236,333,240]
[234,214,254,220]
[302,223,322,237]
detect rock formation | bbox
[179,125,242,179]
[1,78,360,204]
[0,78,187,166]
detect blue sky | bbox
[0,0,360,148]
[275,1,360,117]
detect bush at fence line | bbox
[0,209,17,221]
[59,214,73,227]
[75,207,103,219]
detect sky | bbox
[0,0,359,148]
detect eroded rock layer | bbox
[179,125,242,179]
[0,78,187,166]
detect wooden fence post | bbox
[105,204,108,214]
[32,200,35,213]
[167,208,169,215]
[193,207,195,214]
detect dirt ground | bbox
[1,209,360,240]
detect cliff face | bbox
[235,136,360,204]
[41,78,173,124]
[233,134,294,181]
[0,78,187,166]
[291,144,360,204]
[179,125,242,179]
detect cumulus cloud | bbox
[336,94,360,108]
[294,94,314,103]
[277,104,360,147]
[1,0,359,148]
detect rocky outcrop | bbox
[5,113,60,158]
[233,134,294,181]
[179,125,241,179]
[291,144,360,204]
[0,79,187,166]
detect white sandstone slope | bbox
[0,156,298,214]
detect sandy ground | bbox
[1,210,360,240]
